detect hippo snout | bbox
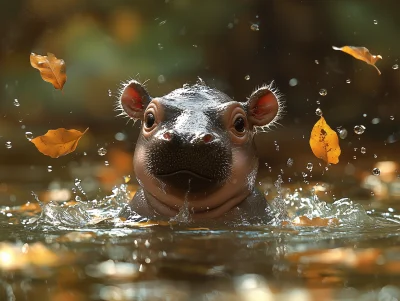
[145,131,231,193]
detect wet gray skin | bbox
[117,79,283,224]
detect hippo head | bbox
[118,79,283,219]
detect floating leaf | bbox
[309,116,341,164]
[31,128,88,158]
[291,216,339,227]
[332,46,382,75]
[30,52,67,90]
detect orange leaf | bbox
[30,52,67,90]
[309,116,341,164]
[332,46,382,75]
[31,128,88,158]
[291,216,339,227]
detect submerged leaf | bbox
[31,128,88,158]
[292,216,339,227]
[332,46,382,74]
[309,116,341,164]
[30,52,67,90]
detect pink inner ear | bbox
[252,92,278,121]
[121,85,144,114]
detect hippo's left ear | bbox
[245,85,282,128]
[119,80,151,120]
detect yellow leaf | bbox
[332,46,382,75]
[30,52,67,90]
[31,128,88,158]
[309,116,341,164]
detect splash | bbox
[3,177,399,231]
[27,184,132,230]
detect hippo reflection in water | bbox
[117,79,284,223]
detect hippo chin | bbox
[117,79,283,223]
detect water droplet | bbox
[306,163,313,171]
[346,79,351,84]
[108,89,112,97]
[124,175,131,183]
[289,78,298,86]
[244,75,250,81]
[319,89,327,96]
[316,100,320,105]
[372,118,380,124]
[353,155,357,160]
[250,23,259,31]
[157,75,166,83]
[98,147,107,156]
[370,191,375,196]
[83,152,87,156]
[354,125,366,135]
[339,129,348,139]
[315,60,319,64]
[157,43,164,50]
[114,132,126,141]
[75,196,82,202]
[227,23,234,29]
[363,113,367,117]
[47,165,52,172]
[5,141,12,149]
[373,154,378,158]
[373,19,378,25]
[390,116,395,120]
[287,158,294,167]
[274,141,279,151]
[361,147,366,154]
[392,64,399,70]
[13,99,20,107]
[25,132,33,141]
[159,20,167,26]
[74,178,81,186]
[372,168,380,176]
[104,160,109,166]
[315,108,323,116]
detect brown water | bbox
[1,182,400,301]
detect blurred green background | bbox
[0,0,399,204]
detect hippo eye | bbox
[234,117,245,133]
[145,112,155,128]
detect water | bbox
[2,181,400,300]
[354,125,366,135]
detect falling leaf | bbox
[309,116,341,164]
[31,128,88,158]
[332,46,382,75]
[30,52,67,90]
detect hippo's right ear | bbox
[245,83,283,130]
[119,80,151,120]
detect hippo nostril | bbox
[202,134,214,144]
[162,131,173,141]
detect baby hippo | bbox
[118,79,283,223]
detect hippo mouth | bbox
[156,170,217,193]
